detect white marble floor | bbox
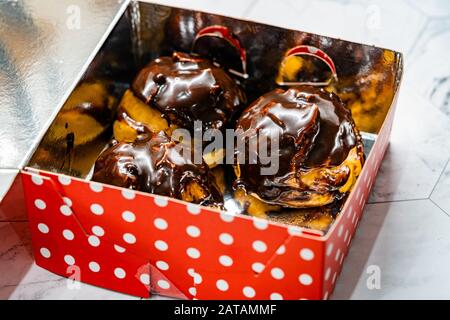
[1,0,450,300]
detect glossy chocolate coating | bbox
[92,132,223,206]
[234,86,363,206]
[132,52,246,132]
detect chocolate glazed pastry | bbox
[131,51,246,133]
[45,80,117,147]
[92,132,223,207]
[234,86,364,209]
[113,51,246,168]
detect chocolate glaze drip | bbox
[132,52,246,132]
[92,132,223,207]
[116,105,153,139]
[234,86,363,206]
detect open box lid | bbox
[0,0,128,202]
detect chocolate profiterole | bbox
[130,51,246,133]
[92,132,223,207]
[234,86,364,208]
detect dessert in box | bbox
[21,1,402,299]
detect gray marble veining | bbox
[332,200,450,299]
[368,86,450,203]
[430,160,450,217]
[407,18,450,119]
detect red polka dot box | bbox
[18,1,402,300]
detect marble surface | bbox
[333,200,450,299]
[1,0,450,300]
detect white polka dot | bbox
[154,218,168,230]
[300,248,314,261]
[252,240,267,253]
[276,245,286,255]
[34,199,46,210]
[326,243,334,256]
[270,293,283,300]
[88,235,100,247]
[186,225,200,238]
[62,229,74,240]
[60,205,72,216]
[64,254,75,265]
[253,218,268,230]
[188,270,200,282]
[123,233,136,244]
[308,46,318,53]
[155,240,168,251]
[187,203,201,215]
[243,286,255,298]
[121,189,135,200]
[140,274,150,285]
[271,267,285,280]
[90,203,104,215]
[219,255,233,267]
[193,273,202,284]
[154,196,168,207]
[220,211,234,222]
[187,268,196,277]
[89,182,103,193]
[186,247,200,259]
[114,244,126,253]
[63,197,72,207]
[37,223,49,234]
[216,279,229,291]
[89,261,100,272]
[252,262,265,273]
[299,273,313,286]
[219,233,233,245]
[114,268,126,279]
[92,226,104,237]
[323,291,329,300]
[58,175,71,185]
[348,206,354,219]
[359,194,365,209]
[189,287,197,296]
[288,226,302,236]
[325,267,331,281]
[338,225,344,237]
[344,230,349,242]
[40,247,51,258]
[335,248,341,262]
[31,175,43,185]
[122,210,135,223]
[332,272,337,284]
[156,261,169,271]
